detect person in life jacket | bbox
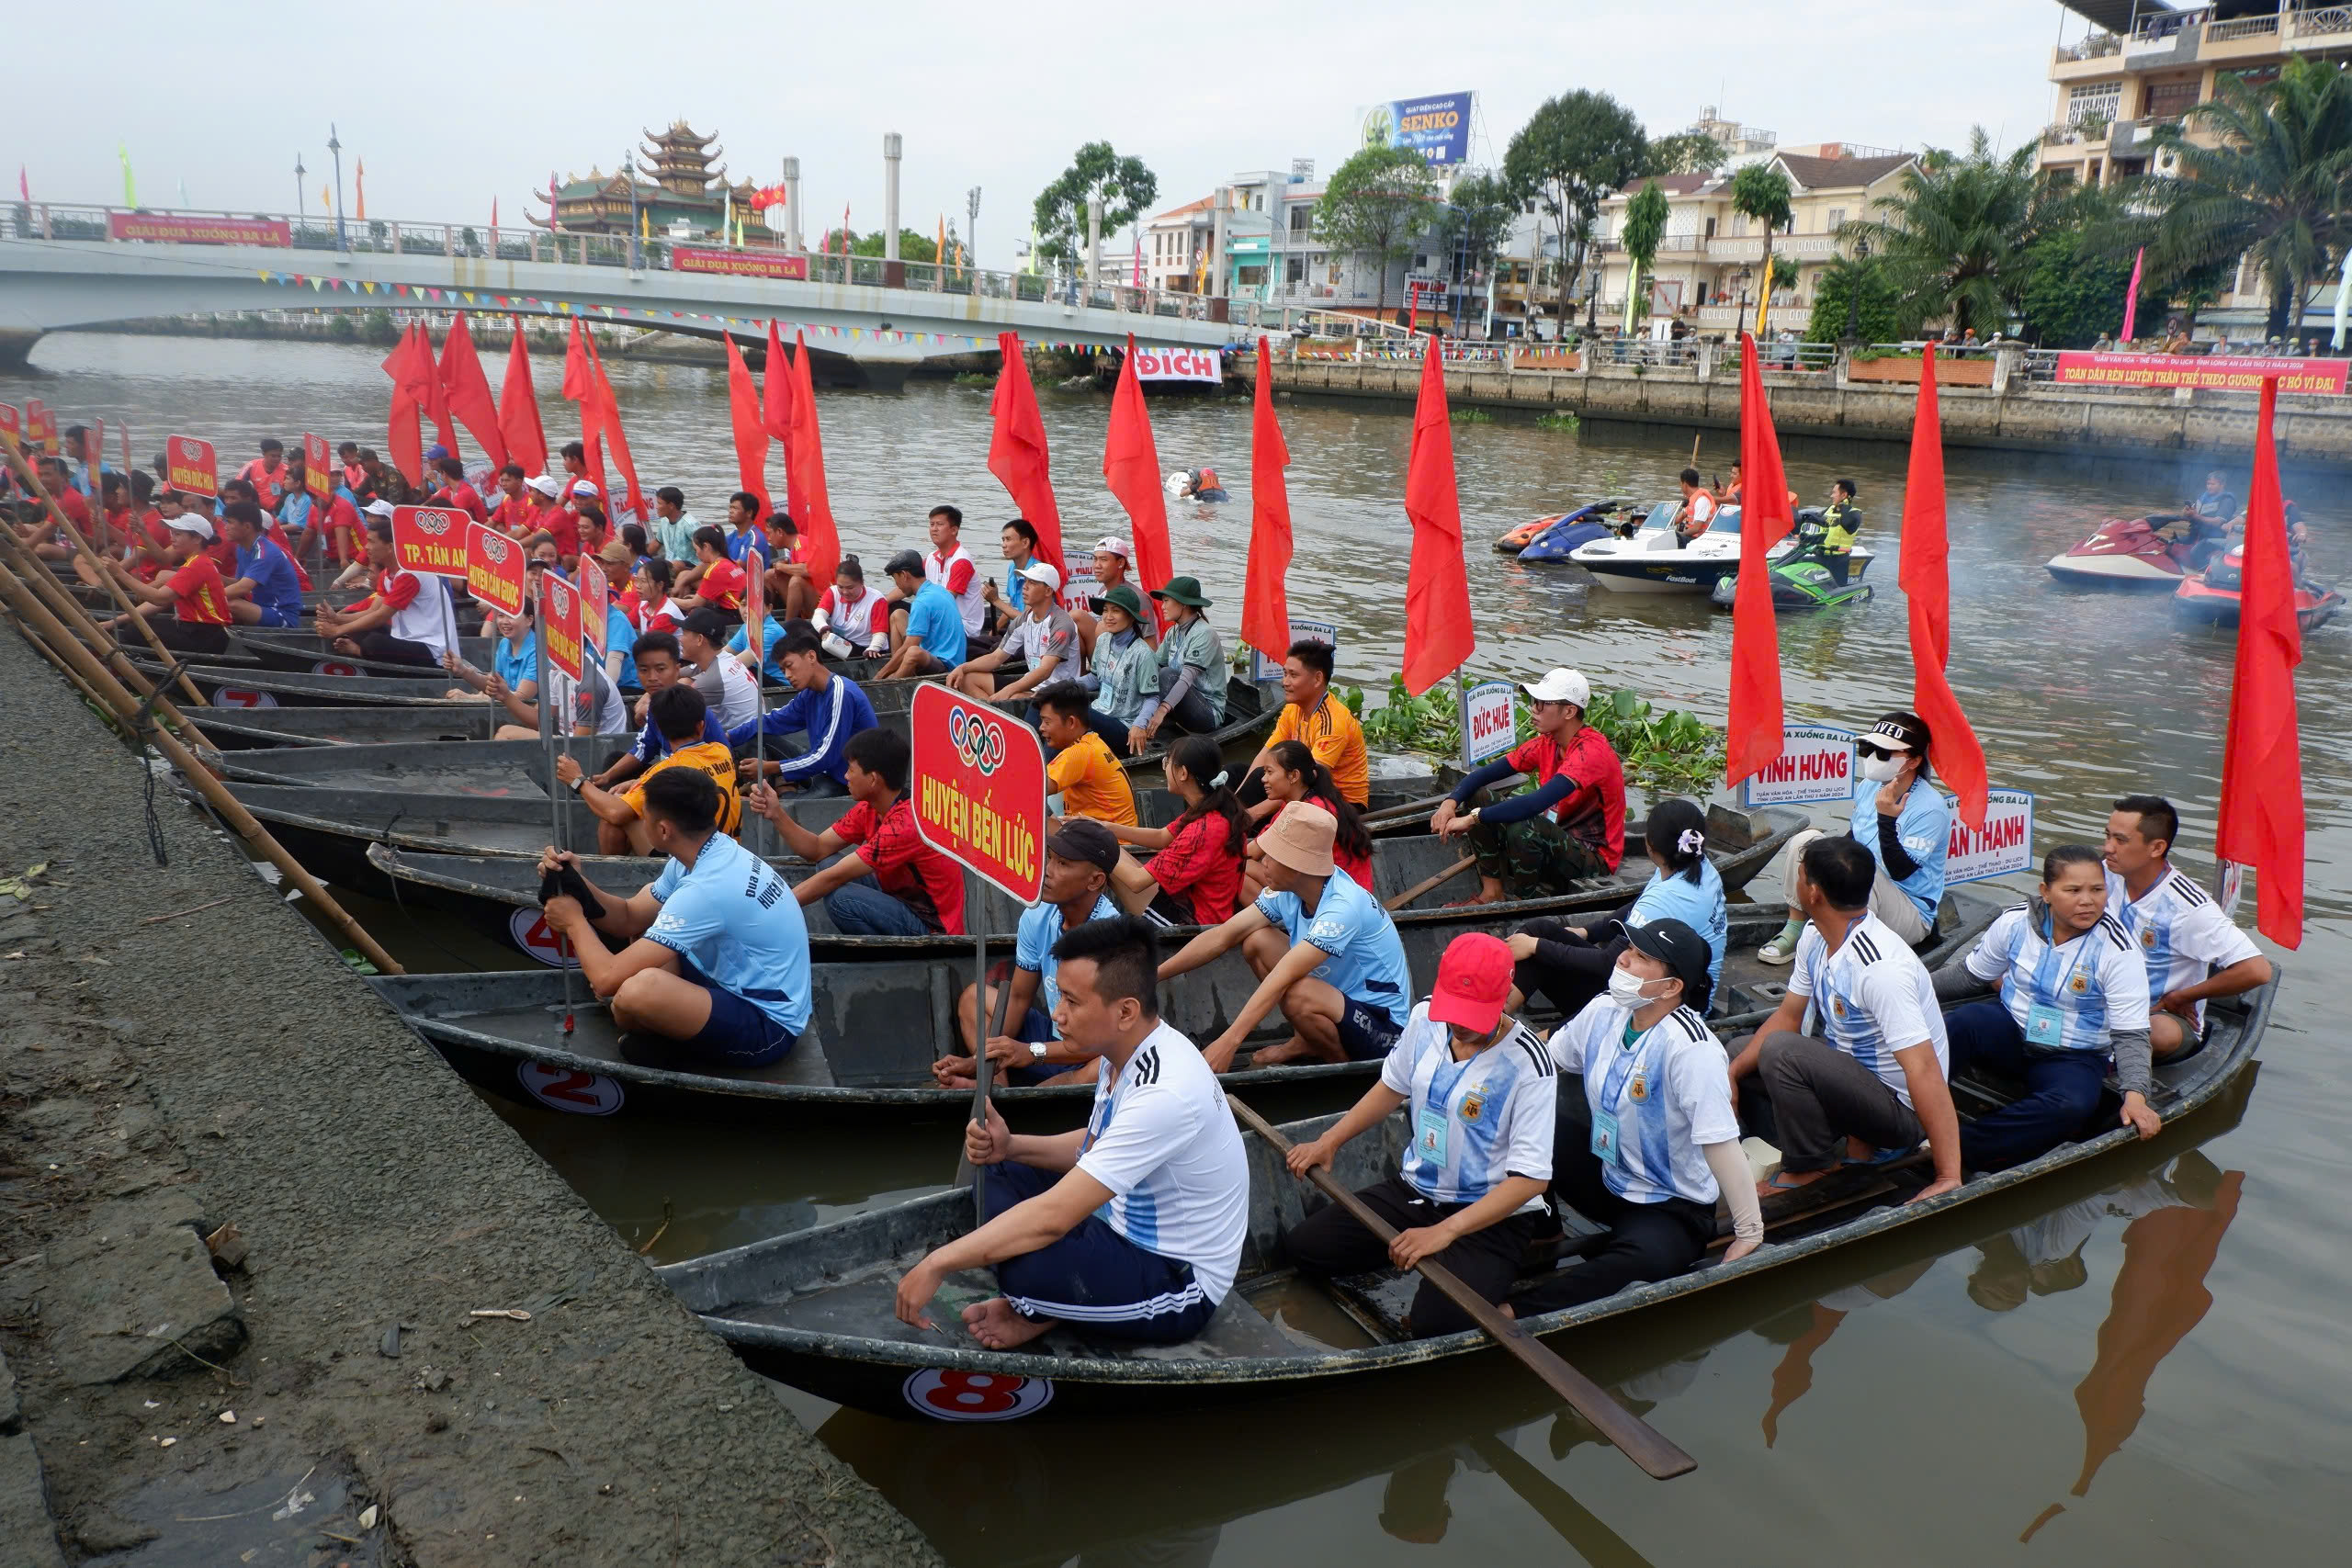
[1819,479,1863,585]
[1177,467,1229,503]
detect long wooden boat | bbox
[193,705,517,750]
[645,967,2272,1423]
[361,890,2001,1127]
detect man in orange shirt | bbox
[1038,682,1138,826]
[1245,638,1368,807]
[101,514,234,656]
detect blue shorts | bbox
[674,956,797,1067]
[1336,998,1406,1062]
[981,1162,1217,1344]
[254,604,301,629]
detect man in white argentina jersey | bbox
[1520,919,1763,1316]
[2103,795,2273,1059]
[1281,932,1556,1337]
[895,916,1248,1348]
[1730,836,1964,1202]
[1936,844,2158,1172]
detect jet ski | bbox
[2045,513,2210,587]
[1574,504,1874,594]
[2173,545,2342,632]
[1510,500,1643,563]
[1708,517,1874,610]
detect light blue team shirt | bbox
[1252,871,1412,1029]
[603,606,639,691]
[1849,776,1952,922]
[492,630,539,693]
[903,580,967,665]
[726,615,790,683]
[1964,904,2149,1055]
[1786,911,1949,1106]
[1624,860,1728,992]
[645,833,813,1033]
[1016,892,1123,1021]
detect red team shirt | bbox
[1147,812,1246,923]
[696,558,748,614]
[1504,726,1627,872]
[831,797,967,935]
[167,555,233,625]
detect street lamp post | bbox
[295,153,307,223]
[967,186,980,275]
[625,153,639,270]
[328,126,346,254]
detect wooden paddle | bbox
[1226,1094,1697,1482]
[1384,856,1475,912]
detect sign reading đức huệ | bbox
[107,213,290,246]
[2052,352,2348,395]
[1463,681,1518,765]
[671,247,809,280]
[910,683,1047,904]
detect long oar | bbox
[1384,855,1475,912]
[1226,1094,1697,1481]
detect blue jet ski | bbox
[1512,500,1644,564]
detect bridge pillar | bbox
[0,328,40,372]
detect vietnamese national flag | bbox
[1241,335,1295,662]
[581,330,644,519]
[436,314,507,470]
[786,329,842,588]
[763,321,803,523]
[499,317,548,478]
[379,324,432,486]
[1400,337,1474,694]
[1724,333,1797,789]
[1102,334,1175,628]
[721,332,773,516]
[559,320,606,497]
[1897,343,1988,829]
[987,333,1067,579]
[2216,378,2306,948]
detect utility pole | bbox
[295,152,307,222]
[967,186,980,272]
[782,157,803,253]
[625,152,639,270]
[328,126,346,254]
[882,133,902,262]
[1086,195,1102,297]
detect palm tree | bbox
[1842,130,2038,335]
[1730,165,1792,334]
[1620,179,1669,333]
[2143,56,2352,343]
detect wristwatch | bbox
[568,775,585,794]
[1028,1043,1048,1062]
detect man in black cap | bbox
[938,819,1123,1090]
[1521,917,1762,1314]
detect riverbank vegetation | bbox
[1346,675,1724,800]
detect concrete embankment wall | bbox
[1245,356,2352,471]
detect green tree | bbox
[1841,130,2038,334]
[1441,170,1521,298]
[850,228,940,263]
[1032,142,1158,270]
[1804,254,1903,344]
[1730,164,1793,333]
[1620,179,1669,331]
[1645,131,1726,176]
[1503,90,1649,330]
[2144,56,2352,341]
[1316,142,1440,318]
[2020,227,2159,346]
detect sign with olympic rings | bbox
[910,682,1046,903]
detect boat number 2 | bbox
[515,1061,624,1115]
[901,1368,1055,1422]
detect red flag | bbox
[418,329,459,457]
[499,318,548,478]
[987,333,1067,579]
[379,324,432,486]
[1897,343,1989,829]
[1400,339,1473,694]
[435,314,507,470]
[786,330,842,588]
[1241,335,1295,661]
[2216,378,2305,948]
[581,330,644,518]
[560,320,606,496]
[1724,333,1796,788]
[1102,335,1175,630]
[721,332,773,515]
[763,321,803,522]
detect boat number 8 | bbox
[901,1368,1054,1421]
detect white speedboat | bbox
[1571,503,1875,594]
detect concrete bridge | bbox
[0,202,1319,387]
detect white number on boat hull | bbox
[516,1061,624,1115]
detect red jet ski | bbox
[2175,545,2342,632]
[2045,513,2210,587]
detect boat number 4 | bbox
[515,1061,624,1115]
[510,908,579,967]
[901,1368,1055,1422]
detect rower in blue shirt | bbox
[1760,711,1951,964]
[216,502,306,628]
[726,613,791,684]
[730,628,879,798]
[1505,797,1728,1019]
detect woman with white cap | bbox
[1430,667,1627,905]
[1758,709,1950,962]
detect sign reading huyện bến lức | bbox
[909,683,1047,904]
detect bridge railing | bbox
[6,198,1330,340]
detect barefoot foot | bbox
[962,1297,1057,1349]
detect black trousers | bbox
[1518,1077,1714,1315]
[1511,919,1626,1018]
[350,629,440,666]
[1286,1174,1544,1338]
[122,619,230,656]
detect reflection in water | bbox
[1754,1258,1938,1447]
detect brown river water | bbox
[10,333,2349,1565]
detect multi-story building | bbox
[2040,1,2352,325]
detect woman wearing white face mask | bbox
[1758,711,1951,961]
[1519,919,1762,1316]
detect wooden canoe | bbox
[644,964,2272,1422]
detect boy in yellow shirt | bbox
[1037,681,1138,827]
[555,684,741,854]
[1248,638,1368,807]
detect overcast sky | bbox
[20,1,2075,268]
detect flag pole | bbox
[539,586,575,1032]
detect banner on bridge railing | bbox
[2052,351,2347,395]
[671,246,808,281]
[108,213,289,247]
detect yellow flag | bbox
[640,208,650,240]
[321,185,332,213]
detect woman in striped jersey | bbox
[1936,844,2158,1173]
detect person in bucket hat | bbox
[1130,576,1227,747]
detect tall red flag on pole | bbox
[581,330,644,519]
[1102,335,1175,627]
[418,328,459,457]
[763,321,805,524]
[2216,378,2305,948]
[720,332,773,515]
[499,318,547,479]
[1725,333,1797,788]
[1241,335,1295,662]
[786,330,842,589]
[559,320,606,496]
[988,332,1068,580]
[1400,339,1474,694]
[1897,343,1990,828]
[435,314,507,470]
[379,324,430,487]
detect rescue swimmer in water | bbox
[1167,468,1229,503]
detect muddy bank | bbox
[0,631,937,1565]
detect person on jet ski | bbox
[1819,479,1863,586]
[1673,468,1718,547]
[2167,470,2240,570]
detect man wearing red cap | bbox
[1282,932,1557,1336]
